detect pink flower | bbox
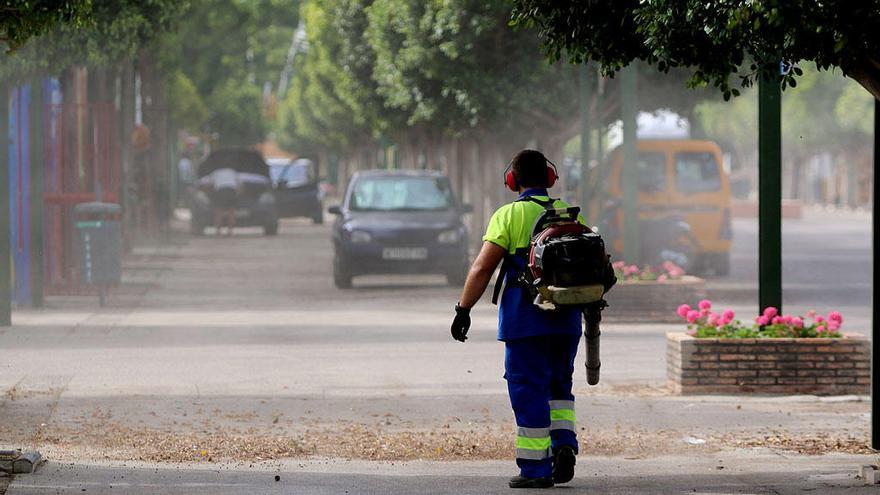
[698,299,712,311]
[721,309,735,325]
[700,308,711,317]
[792,317,804,328]
[686,310,700,324]
[780,315,792,325]
[657,274,668,283]
[771,316,782,325]
[806,310,816,318]
[756,316,770,326]
[828,311,843,324]
[612,261,625,270]
[828,320,841,332]
[707,313,720,327]
[763,306,778,319]
[815,315,825,323]
[816,325,826,333]
[677,304,692,319]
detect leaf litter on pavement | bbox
[0,416,871,463]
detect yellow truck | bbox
[593,139,732,275]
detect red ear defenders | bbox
[503,157,559,192]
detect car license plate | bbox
[382,247,428,260]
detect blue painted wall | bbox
[8,85,31,306]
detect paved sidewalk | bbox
[6,452,879,494]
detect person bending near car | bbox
[208,166,240,236]
[451,149,583,489]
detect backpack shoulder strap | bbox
[516,196,556,209]
[491,248,529,305]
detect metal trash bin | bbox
[74,202,122,305]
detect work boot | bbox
[552,446,576,484]
[508,475,554,489]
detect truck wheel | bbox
[712,252,731,276]
[333,257,353,289]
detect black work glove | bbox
[451,303,471,342]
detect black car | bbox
[268,158,324,224]
[190,149,279,236]
[328,170,471,288]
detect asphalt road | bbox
[714,207,872,332]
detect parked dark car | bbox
[328,170,471,288]
[191,149,279,236]
[268,157,324,224]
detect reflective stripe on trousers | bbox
[515,426,552,460]
[549,400,576,432]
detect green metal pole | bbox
[29,79,44,308]
[593,69,607,227]
[0,82,10,325]
[758,70,783,315]
[620,64,639,264]
[871,98,879,450]
[579,64,592,213]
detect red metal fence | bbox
[43,102,121,293]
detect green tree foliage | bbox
[281,0,589,157]
[281,0,723,160]
[0,0,91,53]
[208,78,266,147]
[169,0,301,145]
[279,0,376,154]
[167,71,208,131]
[511,0,880,100]
[0,0,185,81]
[364,0,582,136]
[695,65,873,159]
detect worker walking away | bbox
[450,149,615,489]
[202,166,240,236]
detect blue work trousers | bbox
[504,333,581,479]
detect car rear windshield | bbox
[675,152,721,193]
[350,176,453,211]
[271,164,312,187]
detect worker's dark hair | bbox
[511,149,550,188]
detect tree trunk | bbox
[848,61,880,100]
[467,139,485,249]
[139,52,170,238]
[119,60,135,250]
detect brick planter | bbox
[667,332,870,395]
[604,276,707,322]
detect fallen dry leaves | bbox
[0,416,869,463]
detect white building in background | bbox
[605,109,690,151]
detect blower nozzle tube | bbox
[583,308,602,385]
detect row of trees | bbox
[278,0,582,228]
[278,0,725,231]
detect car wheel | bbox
[333,256,353,289]
[264,220,279,236]
[312,209,324,225]
[190,217,205,236]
